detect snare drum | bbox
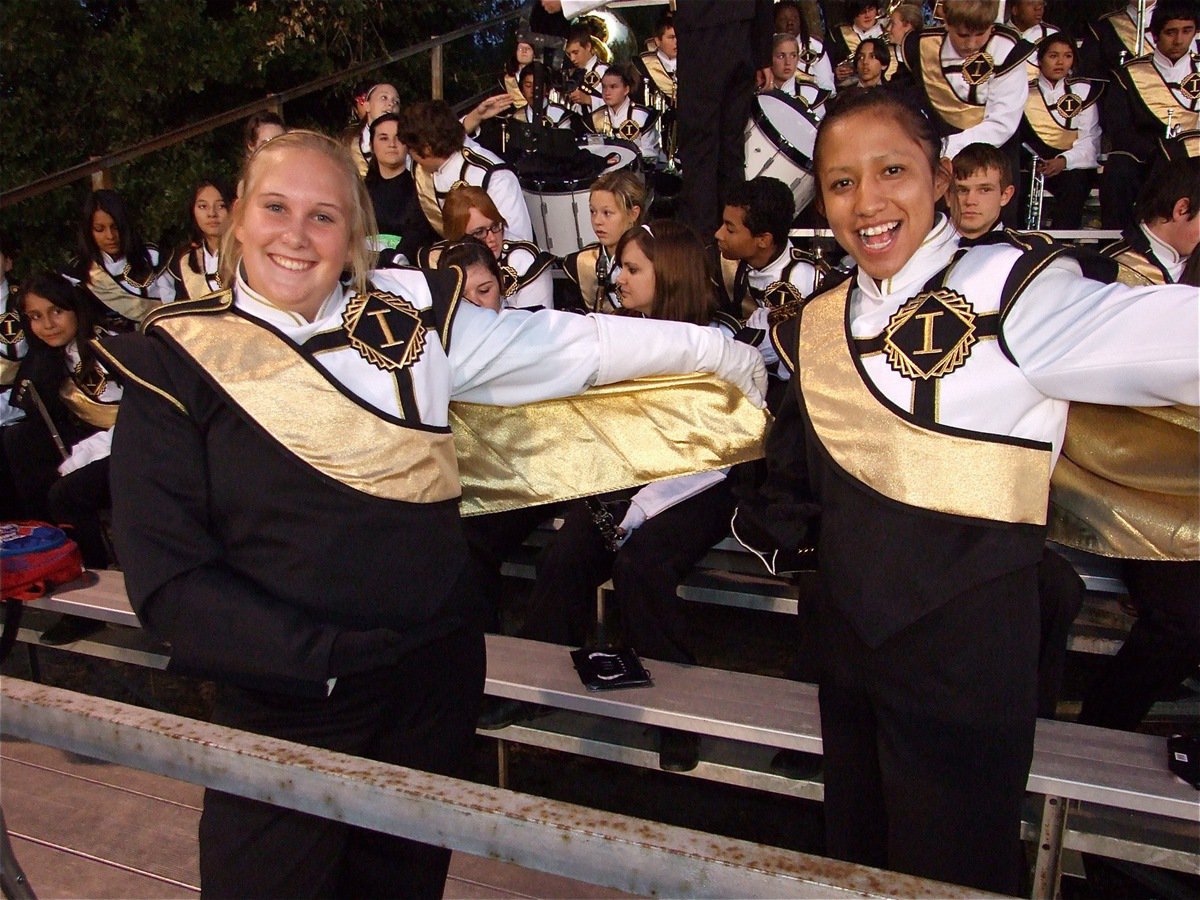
[744,90,820,215]
[520,138,639,255]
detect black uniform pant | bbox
[677,24,757,236]
[1080,559,1200,731]
[2,417,61,521]
[1043,168,1098,231]
[1099,153,1146,230]
[524,481,735,663]
[1037,546,1085,718]
[817,566,1040,896]
[462,503,562,631]
[198,626,485,900]
[47,458,111,568]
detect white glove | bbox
[593,315,768,408]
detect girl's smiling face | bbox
[816,109,949,280]
[23,291,79,348]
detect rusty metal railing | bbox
[0,677,987,899]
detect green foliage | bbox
[0,0,518,278]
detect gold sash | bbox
[920,34,986,130]
[1,356,20,386]
[1025,84,1077,151]
[1124,60,1200,131]
[1050,404,1199,560]
[1112,249,1166,286]
[152,304,461,504]
[87,262,163,323]
[639,52,676,104]
[60,378,118,430]
[413,167,444,236]
[178,251,218,301]
[1106,11,1141,56]
[798,280,1051,524]
[451,373,768,516]
[503,73,528,109]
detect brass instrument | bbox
[1167,108,1181,139]
[1135,0,1148,57]
[1024,144,1045,231]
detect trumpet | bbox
[1024,144,1045,231]
[1167,108,1181,139]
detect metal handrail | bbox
[0,677,985,899]
[0,7,523,209]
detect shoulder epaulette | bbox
[461,146,505,171]
[141,289,233,332]
[713,310,742,335]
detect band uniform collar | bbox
[235,267,346,332]
[855,214,958,303]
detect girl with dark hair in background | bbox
[169,179,233,299]
[71,189,174,331]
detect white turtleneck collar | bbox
[235,269,347,337]
[101,250,127,274]
[607,98,632,121]
[1141,223,1186,281]
[656,50,676,73]
[854,215,959,303]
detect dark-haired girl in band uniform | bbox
[8,273,122,644]
[502,34,537,110]
[364,113,437,267]
[559,169,646,313]
[586,65,663,166]
[169,179,232,300]
[1020,33,1103,230]
[419,185,554,310]
[68,189,174,332]
[735,89,1198,895]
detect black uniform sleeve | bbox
[103,333,399,696]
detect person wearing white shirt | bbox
[734,89,1197,896]
[1102,1,1200,228]
[830,2,885,85]
[564,23,609,115]
[169,179,232,300]
[396,99,535,242]
[1019,33,1104,229]
[903,0,1034,225]
[1008,0,1061,77]
[587,65,663,164]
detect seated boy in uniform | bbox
[949,142,1017,241]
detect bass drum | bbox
[743,90,820,216]
[520,138,639,255]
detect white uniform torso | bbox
[102,248,176,301]
[500,243,553,310]
[939,31,1031,159]
[431,141,534,243]
[848,217,1199,462]
[1034,75,1102,168]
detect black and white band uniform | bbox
[99,264,765,897]
[418,239,555,311]
[67,246,176,331]
[738,217,1198,894]
[413,138,535,244]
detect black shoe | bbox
[769,749,823,780]
[477,698,547,730]
[39,614,104,646]
[658,729,700,772]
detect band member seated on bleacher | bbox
[481,220,753,778]
[854,37,890,89]
[420,185,554,311]
[714,176,823,393]
[564,23,609,116]
[502,33,537,110]
[1082,0,1199,78]
[168,179,232,300]
[947,142,1016,242]
[829,2,884,86]
[774,1,837,91]
[1100,1,1199,230]
[342,82,398,178]
[68,189,174,332]
[396,99,534,242]
[559,169,646,313]
[1008,0,1061,78]
[885,2,924,85]
[364,113,437,267]
[1020,32,1103,230]
[634,12,678,111]
[9,273,122,646]
[770,31,834,116]
[586,65,663,166]
[1054,147,1200,732]
[509,61,577,132]
[904,0,1035,227]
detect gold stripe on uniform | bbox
[1025,85,1078,151]
[413,168,444,236]
[1,356,20,386]
[919,34,986,130]
[797,280,1051,525]
[87,262,164,323]
[452,373,768,516]
[1113,249,1166,286]
[1124,60,1200,131]
[59,378,118,430]
[153,310,461,503]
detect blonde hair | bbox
[590,170,647,224]
[943,0,999,31]
[221,130,377,295]
[442,185,504,241]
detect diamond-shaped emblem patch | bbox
[882,288,978,380]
